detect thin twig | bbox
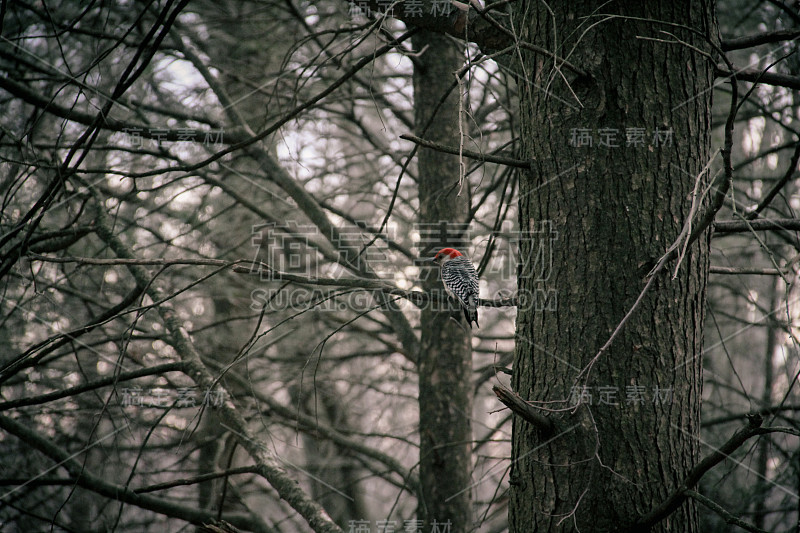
[25,253,520,308]
[400,133,531,168]
[684,490,770,533]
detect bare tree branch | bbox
[714,217,800,233]
[721,28,800,51]
[400,133,531,168]
[716,65,800,90]
[492,384,553,434]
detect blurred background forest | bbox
[0,0,799,531]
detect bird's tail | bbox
[465,295,479,329]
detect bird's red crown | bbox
[434,248,463,259]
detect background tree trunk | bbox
[509,2,716,531]
[413,31,474,530]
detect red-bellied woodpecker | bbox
[431,247,480,328]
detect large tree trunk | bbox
[509,2,715,531]
[413,31,474,530]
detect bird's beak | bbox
[428,256,437,262]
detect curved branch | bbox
[745,141,800,219]
[0,75,232,143]
[0,414,270,533]
[627,415,800,531]
[0,362,186,410]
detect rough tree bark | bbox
[413,31,474,530]
[509,2,716,531]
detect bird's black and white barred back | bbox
[432,248,480,328]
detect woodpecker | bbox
[431,247,480,328]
